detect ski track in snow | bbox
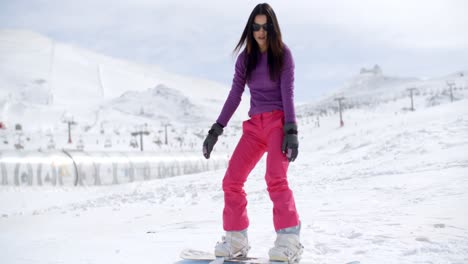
[1,100,468,264]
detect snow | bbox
[1,97,467,263]
[1,29,468,264]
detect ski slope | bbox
[0,29,249,151]
[1,97,467,264]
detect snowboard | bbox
[180,248,360,264]
[179,248,272,263]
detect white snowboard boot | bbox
[269,231,303,263]
[214,230,250,258]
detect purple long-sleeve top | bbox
[216,44,296,127]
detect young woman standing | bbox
[203,3,303,263]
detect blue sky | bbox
[1,0,467,103]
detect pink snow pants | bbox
[222,110,300,231]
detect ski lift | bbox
[104,137,112,148]
[15,131,25,149]
[47,136,56,150]
[15,137,24,150]
[130,136,138,148]
[153,135,162,146]
[76,137,84,151]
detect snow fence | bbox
[0,150,228,186]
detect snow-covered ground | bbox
[1,97,467,264]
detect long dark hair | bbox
[234,3,284,81]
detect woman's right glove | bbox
[203,122,224,159]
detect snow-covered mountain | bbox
[297,64,468,116]
[0,29,248,134]
[1,29,467,152]
[0,29,251,151]
[109,84,204,124]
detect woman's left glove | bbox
[203,122,224,159]
[282,123,299,162]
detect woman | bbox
[202,3,303,263]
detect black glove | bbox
[282,123,299,162]
[203,122,224,159]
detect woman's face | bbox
[253,14,268,51]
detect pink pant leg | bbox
[222,119,266,231]
[264,113,300,231]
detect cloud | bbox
[3,0,466,51]
[275,0,468,49]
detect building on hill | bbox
[360,64,382,75]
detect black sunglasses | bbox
[252,23,271,32]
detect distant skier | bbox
[202,3,303,263]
